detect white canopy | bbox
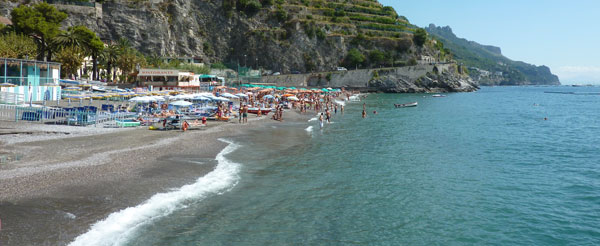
[221,93,239,99]
[170,100,193,106]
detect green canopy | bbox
[288,87,296,89]
[299,88,307,90]
[241,84,251,87]
[276,87,286,90]
[311,88,319,90]
[321,88,329,92]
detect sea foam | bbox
[305,126,314,133]
[68,139,241,246]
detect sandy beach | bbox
[0,109,311,246]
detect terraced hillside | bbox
[0,0,455,74]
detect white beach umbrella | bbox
[170,100,193,106]
[129,96,154,103]
[213,96,231,102]
[221,93,239,99]
[235,93,248,98]
[287,96,299,101]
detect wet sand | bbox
[0,110,311,246]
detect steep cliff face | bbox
[368,65,477,93]
[426,24,560,86]
[0,0,478,92]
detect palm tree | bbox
[146,53,163,68]
[100,44,120,82]
[51,29,81,52]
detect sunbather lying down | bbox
[188,119,206,127]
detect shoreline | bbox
[0,109,313,246]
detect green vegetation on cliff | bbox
[426,24,560,85]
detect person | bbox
[243,104,248,123]
[326,109,331,123]
[362,103,367,118]
[238,105,243,123]
[202,116,207,125]
[182,120,189,132]
[257,107,262,117]
[341,105,344,113]
[373,110,377,115]
[334,104,338,114]
[319,113,324,129]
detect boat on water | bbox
[247,108,272,114]
[432,94,446,98]
[394,102,418,108]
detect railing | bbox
[0,91,24,105]
[0,105,138,127]
[0,104,17,121]
[0,77,57,86]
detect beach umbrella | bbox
[193,96,210,101]
[213,96,231,102]
[221,92,238,98]
[288,87,296,89]
[287,96,299,101]
[282,93,294,97]
[170,100,193,106]
[235,93,248,98]
[263,95,275,99]
[321,88,329,92]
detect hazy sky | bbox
[379,0,600,84]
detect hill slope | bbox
[426,24,560,86]
[0,0,477,92]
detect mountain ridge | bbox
[426,24,560,86]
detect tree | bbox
[54,46,85,78]
[413,28,427,47]
[69,26,103,80]
[368,50,385,67]
[11,2,67,61]
[145,53,164,68]
[100,44,120,82]
[116,48,146,83]
[344,48,365,69]
[0,32,38,59]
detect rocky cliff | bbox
[426,24,560,86]
[0,0,478,92]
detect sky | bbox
[379,0,600,84]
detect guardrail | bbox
[0,92,24,105]
[0,104,137,127]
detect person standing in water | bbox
[334,104,338,114]
[326,109,331,123]
[319,113,324,129]
[362,103,367,118]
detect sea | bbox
[70,86,600,246]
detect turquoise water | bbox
[77,86,600,245]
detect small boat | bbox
[394,102,418,108]
[432,94,446,98]
[247,108,272,114]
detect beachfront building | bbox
[137,68,200,92]
[195,74,225,91]
[0,58,62,104]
